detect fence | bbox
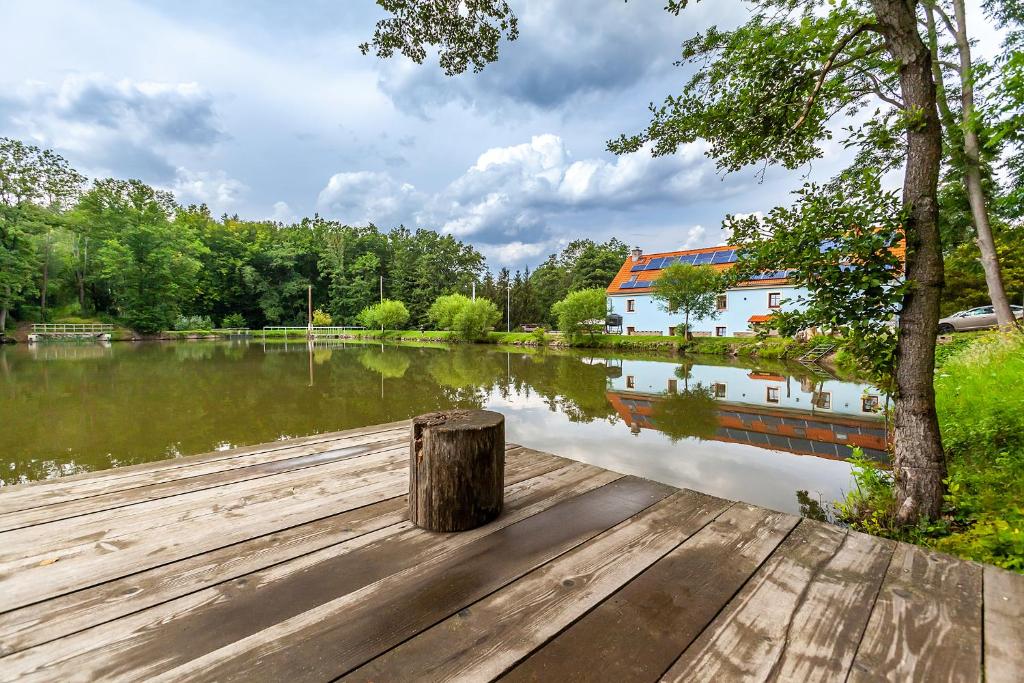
[32,324,114,334]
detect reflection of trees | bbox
[427,347,505,389]
[358,349,410,378]
[796,490,832,523]
[651,384,718,442]
[510,353,618,423]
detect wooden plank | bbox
[1,463,626,680]
[0,423,410,515]
[662,519,886,682]
[848,542,983,682]
[140,477,675,683]
[0,448,566,655]
[344,489,733,682]
[984,565,1024,683]
[0,445,409,568]
[0,454,411,612]
[0,437,411,532]
[502,503,797,683]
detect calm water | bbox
[0,339,887,515]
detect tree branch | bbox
[793,22,880,130]
[854,66,906,109]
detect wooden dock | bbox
[0,421,1020,682]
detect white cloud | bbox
[316,171,424,226]
[168,168,246,211]
[271,200,295,223]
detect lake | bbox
[0,339,887,516]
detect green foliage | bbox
[551,288,606,341]
[221,313,246,329]
[360,0,518,76]
[312,309,333,327]
[428,293,472,330]
[651,384,718,442]
[357,299,410,330]
[727,172,907,391]
[452,298,501,341]
[651,264,723,336]
[528,239,628,328]
[530,326,547,344]
[839,333,1024,570]
[174,314,214,332]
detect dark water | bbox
[0,339,887,515]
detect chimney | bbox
[630,246,643,262]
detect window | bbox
[626,299,636,312]
[668,379,678,393]
[715,326,727,337]
[768,292,781,308]
[766,387,780,403]
[716,294,728,311]
[668,326,676,336]
[814,392,832,410]
[862,395,880,413]
[626,375,635,389]
[712,383,727,399]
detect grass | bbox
[839,331,1024,571]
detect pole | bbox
[307,285,313,339]
[472,281,476,301]
[380,276,384,333]
[507,284,511,333]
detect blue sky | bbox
[0,0,1001,269]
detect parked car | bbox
[937,305,1024,333]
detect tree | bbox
[452,298,501,341]
[94,180,202,333]
[312,308,333,326]
[428,293,472,330]
[923,0,1016,329]
[610,0,947,522]
[0,204,40,333]
[358,299,410,330]
[551,288,606,341]
[651,264,723,339]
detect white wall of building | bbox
[607,284,808,336]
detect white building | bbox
[605,245,807,337]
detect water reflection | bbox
[1,340,886,515]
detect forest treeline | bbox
[0,137,627,334]
[2,134,1019,336]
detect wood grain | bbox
[502,503,797,683]
[982,565,1024,683]
[344,489,732,682]
[0,462,622,680]
[848,543,982,682]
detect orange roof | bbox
[748,371,786,381]
[748,315,774,324]
[606,245,745,295]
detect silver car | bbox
[937,304,1024,333]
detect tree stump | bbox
[409,410,505,532]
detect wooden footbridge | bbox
[27,323,113,342]
[0,421,1020,682]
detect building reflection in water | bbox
[604,358,888,463]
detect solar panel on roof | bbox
[661,256,677,267]
[693,252,715,265]
[644,257,665,270]
[630,264,646,272]
[711,249,736,264]
[676,254,697,265]
[635,280,652,288]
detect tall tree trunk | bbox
[951,0,1016,328]
[40,229,51,322]
[871,0,947,523]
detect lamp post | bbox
[506,283,511,333]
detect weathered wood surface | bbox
[0,421,1015,683]
[409,410,505,531]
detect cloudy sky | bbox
[0,1,1001,269]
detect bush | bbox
[173,314,214,331]
[551,288,606,341]
[428,294,472,330]
[221,313,246,329]
[453,298,501,341]
[357,299,410,330]
[531,326,547,344]
[312,309,333,327]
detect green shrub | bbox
[551,288,606,341]
[357,299,410,330]
[531,326,547,344]
[453,298,501,341]
[312,309,333,326]
[427,294,472,330]
[173,314,214,331]
[221,313,246,328]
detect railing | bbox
[260,326,366,339]
[32,323,114,334]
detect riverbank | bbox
[332,329,820,359]
[840,331,1024,571]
